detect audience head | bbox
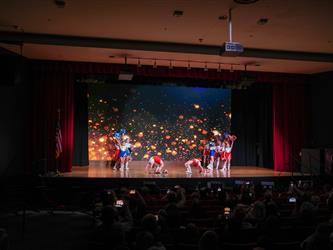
[101,205,119,225]
[141,213,160,235]
[263,189,273,202]
[166,190,177,203]
[198,230,219,250]
[251,200,266,221]
[136,231,154,250]
[266,202,278,217]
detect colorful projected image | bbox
[88,83,231,161]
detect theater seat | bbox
[222,242,257,250]
[272,241,301,250]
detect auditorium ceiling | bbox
[1,0,333,74]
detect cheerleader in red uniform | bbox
[203,143,210,167]
[146,155,165,174]
[113,144,121,170]
[185,158,204,174]
[109,136,121,170]
[222,135,237,172]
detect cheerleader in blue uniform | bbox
[206,141,216,172]
[119,138,132,171]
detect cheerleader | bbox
[215,141,225,170]
[203,143,210,167]
[112,143,121,170]
[185,158,204,174]
[222,135,237,172]
[124,138,133,170]
[206,141,216,171]
[146,155,165,174]
[119,139,131,171]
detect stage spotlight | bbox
[118,57,133,81]
[54,0,66,8]
[169,60,173,69]
[187,61,191,70]
[217,63,222,72]
[204,62,208,71]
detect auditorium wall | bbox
[307,72,333,148]
[0,53,29,176]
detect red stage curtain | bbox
[31,63,74,173]
[273,83,305,172]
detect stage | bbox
[62,161,304,179]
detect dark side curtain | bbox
[231,84,273,167]
[30,63,74,173]
[72,81,89,166]
[273,83,305,172]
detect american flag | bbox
[55,110,62,159]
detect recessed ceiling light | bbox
[218,15,228,20]
[173,10,184,17]
[54,0,66,8]
[234,0,259,4]
[257,18,269,25]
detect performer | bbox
[185,158,204,174]
[222,135,237,172]
[112,141,121,170]
[146,155,165,174]
[124,138,133,170]
[203,143,210,167]
[215,141,225,170]
[206,141,216,172]
[119,139,131,171]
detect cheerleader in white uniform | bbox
[119,139,132,171]
[215,142,225,170]
[222,136,237,172]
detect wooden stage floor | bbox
[62,161,303,179]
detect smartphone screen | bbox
[224,207,230,215]
[115,200,124,207]
[289,197,296,203]
[129,190,136,194]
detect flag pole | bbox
[55,108,61,175]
